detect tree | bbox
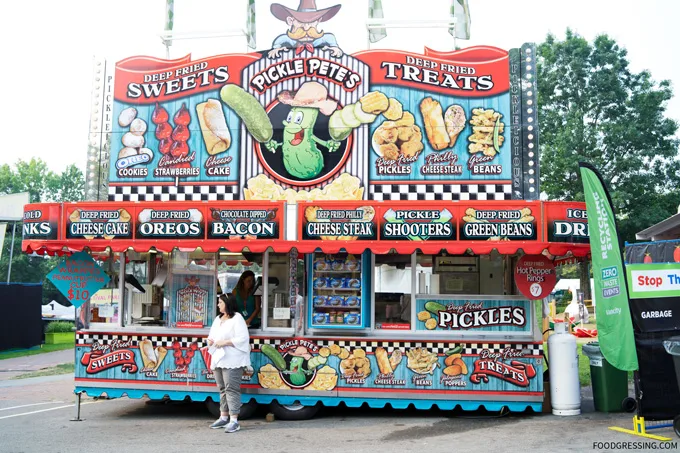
[0,158,84,203]
[537,30,680,245]
[556,263,579,279]
[0,159,84,304]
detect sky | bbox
[1,0,678,175]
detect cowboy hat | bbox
[277,81,338,116]
[271,0,341,23]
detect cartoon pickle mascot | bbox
[271,81,341,179]
[219,81,341,180]
[268,0,343,59]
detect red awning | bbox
[22,241,591,257]
[22,200,591,258]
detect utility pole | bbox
[6,222,16,283]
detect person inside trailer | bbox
[232,270,261,329]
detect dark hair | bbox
[234,270,256,299]
[218,294,238,318]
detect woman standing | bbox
[232,270,261,329]
[207,294,251,433]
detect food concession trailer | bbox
[22,41,590,419]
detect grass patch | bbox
[577,344,592,386]
[544,340,634,387]
[0,343,75,361]
[10,363,75,380]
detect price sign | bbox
[46,251,110,308]
[514,254,557,300]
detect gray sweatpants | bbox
[214,367,244,415]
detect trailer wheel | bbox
[269,401,320,420]
[673,415,680,438]
[205,399,257,420]
[621,397,637,413]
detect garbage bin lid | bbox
[581,341,602,357]
[663,337,680,355]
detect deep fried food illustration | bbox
[406,348,440,375]
[196,99,231,155]
[373,112,423,161]
[375,347,393,375]
[419,97,449,151]
[360,91,390,115]
[383,98,403,121]
[380,144,399,160]
[444,104,466,147]
[468,108,504,157]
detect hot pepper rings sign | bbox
[514,255,556,300]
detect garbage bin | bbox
[582,342,629,412]
[662,336,680,437]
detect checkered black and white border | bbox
[252,338,543,356]
[108,185,238,202]
[76,333,207,349]
[370,184,513,201]
[77,333,542,356]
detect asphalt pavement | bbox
[0,351,677,452]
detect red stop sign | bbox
[514,255,557,299]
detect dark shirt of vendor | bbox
[232,270,261,329]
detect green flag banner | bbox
[579,163,638,371]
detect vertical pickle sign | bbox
[579,163,638,371]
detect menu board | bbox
[543,201,589,244]
[379,203,456,241]
[458,202,540,242]
[299,203,378,242]
[65,205,133,241]
[136,205,205,241]
[98,41,539,204]
[415,298,533,335]
[22,203,60,241]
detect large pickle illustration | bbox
[220,82,341,180]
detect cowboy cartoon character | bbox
[266,81,341,179]
[268,0,343,59]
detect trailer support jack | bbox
[70,391,83,422]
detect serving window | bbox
[123,251,167,327]
[373,252,415,331]
[263,252,296,331]
[416,250,513,296]
[167,250,216,329]
[87,252,123,327]
[367,250,536,337]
